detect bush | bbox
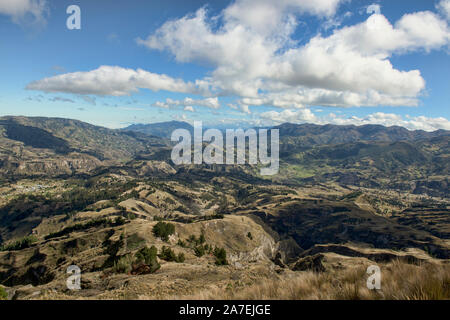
[188,234,197,243]
[247,232,253,240]
[0,286,7,300]
[194,245,206,257]
[45,217,127,241]
[134,245,160,273]
[177,252,185,263]
[214,247,228,265]
[177,239,186,247]
[186,234,207,246]
[152,222,175,241]
[127,233,145,250]
[159,246,184,263]
[113,255,132,274]
[0,235,37,251]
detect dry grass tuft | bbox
[170,260,450,300]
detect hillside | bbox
[124,121,194,139]
[0,116,448,300]
[0,116,170,178]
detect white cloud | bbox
[138,3,449,108]
[329,112,450,131]
[184,106,195,112]
[240,88,420,109]
[273,11,449,98]
[152,97,220,110]
[258,109,450,131]
[26,65,205,96]
[0,0,48,24]
[437,0,450,20]
[223,0,343,36]
[260,108,318,124]
[239,104,251,114]
[366,4,381,15]
[25,0,450,120]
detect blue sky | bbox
[0,0,449,130]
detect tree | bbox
[199,233,206,244]
[158,246,185,263]
[134,245,160,273]
[214,247,228,265]
[194,245,205,257]
[152,222,175,241]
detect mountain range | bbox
[0,115,448,300]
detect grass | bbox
[171,260,450,300]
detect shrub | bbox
[113,255,132,273]
[214,247,228,265]
[177,239,186,247]
[127,212,137,220]
[0,235,37,251]
[158,246,184,263]
[115,216,126,225]
[44,218,124,240]
[188,234,197,243]
[152,222,175,241]
[134,246,160,273]
[159,246,177,261]
[127,233,145,250]
[0,286,7,300]
[247,232,253,240]
[194,245,206,257]
[177,252,185,263]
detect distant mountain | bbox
[0,116,169,177]
[274,123,450,157]
[276,123,449,145]
[1,116,448,187]
[124,121,194,139]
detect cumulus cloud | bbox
[328,112,450,131]
[152,97,220,110]
[24,0,450,131]
[240,88,420,109]
[26,65,205,96]
[260,108,318,124]
[138,2,449,107]
[223,0,343,36]
[239,104,251,114]
[366,4,381,15]
[258,109,450,132]
[437,0,450,20]
[0,0,48,24]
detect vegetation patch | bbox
[44,217,126,240]
[152,221,175,241]
[0,236,37,252]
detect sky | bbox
[0,0,449,131]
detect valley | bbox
[0,116,448,300]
